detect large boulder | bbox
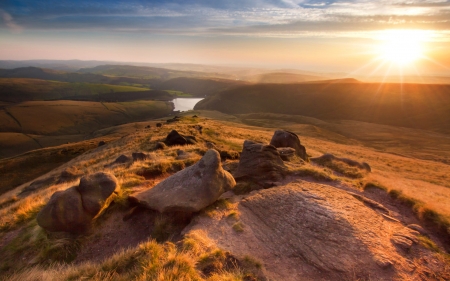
[270,130,307,160]
[130,149,235,213]
[37,172,120,233]
[164,130,197,146]
[77,172,120,216]
[184,180,421,281]
[233,140,287,187]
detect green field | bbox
[0,78,148,102]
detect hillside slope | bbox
[0,114,449,280]
[195,82,450,133]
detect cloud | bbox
[0,9,22,32]
[0,0,449,39]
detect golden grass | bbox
[1,113,450,279]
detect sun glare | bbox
[377,30,429,66]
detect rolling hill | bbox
[195,81,450,133]
[0,78,148,102]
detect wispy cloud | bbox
[0,8,22,33]
[0,0,449,39]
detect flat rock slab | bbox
[130,149,235,213]
[184,180,418,281]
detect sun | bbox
[377,30,427,66]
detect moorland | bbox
[0,61,449,280]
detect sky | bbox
[0,0,450,75]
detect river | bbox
[171,98,204,112]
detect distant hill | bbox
[195,82,450,133]
[0,78,147,102]
[0,67,245,97]
[153,77,247,97]
[242,72,327,84]
[77,64,232,80]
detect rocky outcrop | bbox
[114,155,131,164]
[270,130,307,160]
[184,180,418,281]
[311,153,371,172]
[277,147,296,161]
[130,149,235,213]
[233,140,287,188]
[37,172,120,233]
[164,130,197,146]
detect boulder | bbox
[156,123,162,127]
[19,176,58,196]
[37,172,120,233]
[176,149,195,160]
[77,172,120,216]
[114,154,131,164]
[311,153,371,172]
[269,130,307,160]
[233,140,287,188]
[130,149,235,213]
[37,186,93,233]
[98,141,106,147]
[164,130,197,146]
[155,142,167,150]
[184,180,413,281]
[277,147,296,161]
[206,142,218,150]
[132,152,150,162]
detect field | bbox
[0,78,148,102]
[0,100,173,158]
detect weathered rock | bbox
[277,147,296,161]
[155,142,167,150]
[132,152,150,162]
[37,186,93,233]
[130,149,235,213]
[156,123,162,127]
[184,180,409,281]
[311,153,371,172]
[19,176,58,196]
[269,130,307,160]
[114,154,131,164]
[98,141,106,147]
[391,235,413,250]
[164,130,197,146]
[206,142,218,150]
[77,172,120,216]
[407,224,426,235]
[233,140,287,188]
[37,172,120,233]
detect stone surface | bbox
[311,153,371,172]
[37,172,120,233]
[407,224,426,235]
[77,172,120,216]
[114,154,131,164]
[184,180,408,281]
[37,186,93,233]
[164,130,197,146]
[269,130,307,160]
[131,149,235,213]
[233,140,287,187]
[277,147,296,161]
[155,142,167,150]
